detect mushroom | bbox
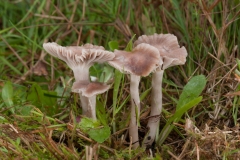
[108,43,161,148]
[72,80,110,97]
[43,42,114,120]
[134,33,188,147]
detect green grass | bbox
[0,0,240,159]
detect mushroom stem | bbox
[72,66,90,82]
[87,96,97,120]
[73,67,96,120]
[143,69,163,147]
[129,74,140,149]
[79,95,96,120]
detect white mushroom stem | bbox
[72,66,96,120]
[129,74,141,149]
[143,69,164,147]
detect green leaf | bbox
[0,57,22,75]
[26,83,44,107]
[96,99,108,126]
[177,75,206,109]
[108,41,119,51]
[140,87,152,101]
[0,116,7,122]
[0,147,8,153]
[158,75,206,146]
[235,69,240,76]
[79,118,110,143]
[99,66,114,83]
[26,83,57,115]
[112,69,123,132]
[158,96,202,145]
[1,81,14,113]
[12,83,28,102]
[115,95,130,114]
[42,90,57,107]
[125,34,136,51]
[169,97,202,123]
[18,105,33,116]
[88,126,111,143]
[79,117,100,132]
[16,137,21,146]
[237,59,240,70]
[112,69,123,114]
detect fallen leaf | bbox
[33,60,48,76]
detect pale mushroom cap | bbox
[43,42,114,69]
[108,43,162,77]
[72,81,110,97]
[134,33,188,69]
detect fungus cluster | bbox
[134,34,188,147]
[108,43,161,148]
[43,33,187,149]
[43,42,114,120]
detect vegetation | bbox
[0,0,240,159]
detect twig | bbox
[0,35,29,70]
[195,141,200,160]
[77,0,86,45]
[34,13,65,20]
[68,0,79,30]
[178,139,190,159]
[167,150,180,160]
[53,5,80,35]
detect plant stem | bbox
[129,74,140,149]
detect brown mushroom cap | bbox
[134,33,187,69]
[43,42,114,69]
[72,81,110,97]
[108,43,161,77]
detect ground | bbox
[0,0,240,159]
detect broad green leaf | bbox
[108,41,119,51]
[79,117,100,132]
[0,147,8,153]
[2,81,14,113]
[158,96,202,145]
[169,97,202,123]
[158,75,206,146]
[26,83,57,115]
[26,83,44,107]
[12,83,28,101]
[42,90,57,107]
[177,75,206,109]
[88,126,111,143]
[18,105,33,116]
